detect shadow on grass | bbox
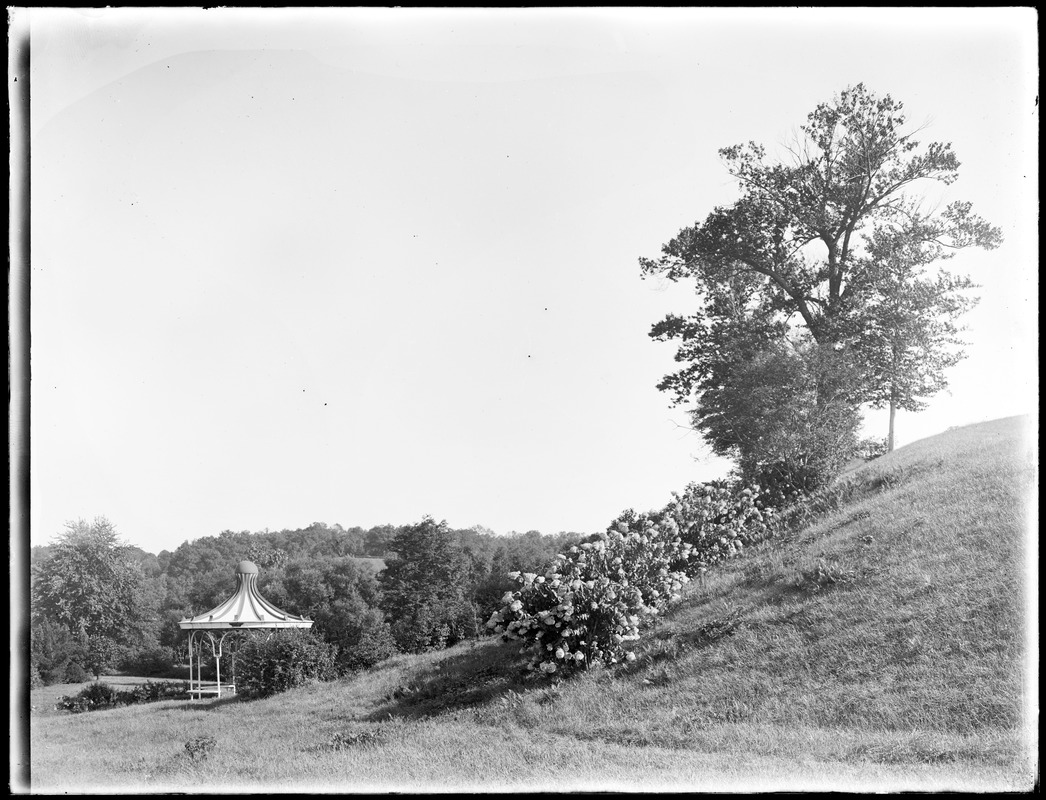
[361,641,531,722]
[165,694,242,711]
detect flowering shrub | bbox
[488,481,767,677]
[660,482,770,571]
[488,515,692,676]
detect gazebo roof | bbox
[178,560,314,630]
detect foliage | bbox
[642,84,1002,474]
[379,517,480,653]
[489,481,766,676]
[30,616,81,686]
[856,436,890,462]
[695,336,864,496]
[120,645,178,678]
[54,679,189,713]
[31,515,582,686]
[55,681,122,712]
[31,518,155,678]
[64,661,92,684]
[29,663,44,690]
[313,598,397,673]
[659,481,769,568]
[234,629,338,700]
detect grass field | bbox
[21,415,1038,793]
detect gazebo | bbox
[178,560,313,699]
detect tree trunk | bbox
[888,395,896,452]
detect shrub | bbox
[489,516,693,677]
[660,482,770,569]
[488,480,768,677]
[855,436,889,461]
[234,629,338,700]
[121,645,177,678]
[126,680,190,703]
[55,681,122,713]
[64,661,91,684]
[54,680,189,713]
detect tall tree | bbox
[378,517,476,653]
[31,517,151,676]
[642,84,1001,463]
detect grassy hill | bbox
[24,415,1037,792]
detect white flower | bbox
[574,652,585,662]
[625,651,636,662]
[555,648,565,659]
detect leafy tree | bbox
[710,338,864,497]
[378,517,478,653]
[850,222,978,450]
[30,616,81,685]
[642,84,1001,471]
[314,597,397,673]
[32,518,151,675]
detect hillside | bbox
[25,416,1037,792]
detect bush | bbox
[55,681,121,713]
[235,629,338,700]
[121,645,177,678]
[55,680,189,713]
[64,661,91,684]
[855,436,889,461]
[488,480,768,677]
[660,482,770,569]
[489,516,693,677]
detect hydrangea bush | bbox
[488,480,768,677]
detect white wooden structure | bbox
[178,560,313,699]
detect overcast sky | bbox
[21,8,1037,554]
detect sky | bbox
[18,7,1038,555]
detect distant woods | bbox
[29,517,584,686]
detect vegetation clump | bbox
[490,481,769,675]
[234,629,338,700]
[55,680,189,713]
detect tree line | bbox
[30,517,584,685]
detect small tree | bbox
[852,220,979,450]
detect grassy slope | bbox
[27,416,1037,792]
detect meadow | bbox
[24,415,1037,793]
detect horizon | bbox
[15,8,1038,555]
